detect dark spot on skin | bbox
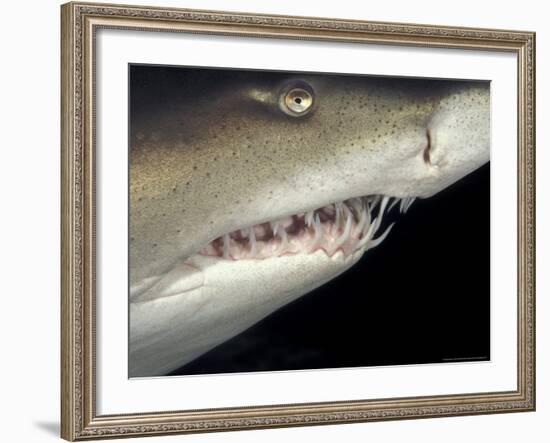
[193,165,197,170]
[152,243,157,248]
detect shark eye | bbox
[280,82,315,117]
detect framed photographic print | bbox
[60,1,536,440]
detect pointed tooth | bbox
[278,228,288,253]
[355,218,377,250]
[341,203,352,226]
[372,196,390,234]
[399,198,408,214]
[310,214,322,251]
[361,213,371,237]
[405,197,416,213]
[223,234,230,259]
[366,223,395,251]
[388,197,400,212]
[355,204,368,234]
[365,200,372,227]
[270,221,279,236]
[369,195,381,211]
[315,213,321,233]
[335,202,342,227]
[241,228,249,239]
[305,210,314,227]
[350,198,363,219]
[249,228,257,257]
[333,211,353,252]
[379,196,390,215]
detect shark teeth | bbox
[222,234,230,259]
[333,211,353,252]
[200,195,416,260]
[309,214,322,252]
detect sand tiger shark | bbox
[129,68,490,377]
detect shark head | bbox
[129,67,490,376]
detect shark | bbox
[129,67,490,377]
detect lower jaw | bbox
[130,247,368,375]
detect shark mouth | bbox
[199,196,416,260]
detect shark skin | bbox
[129,68,490,377]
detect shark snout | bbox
[420,95,490,197]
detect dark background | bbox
[170,163,491,376]
[130,65,490,377]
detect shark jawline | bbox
[198,195,416,262]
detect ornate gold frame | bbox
[61,2,536,440]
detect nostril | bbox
[423,129,432,165]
